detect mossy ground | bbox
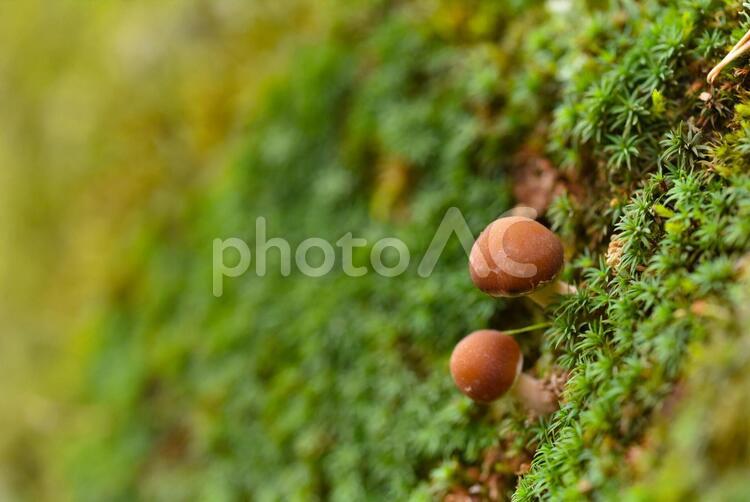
[6,0,750,500]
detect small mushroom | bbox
[469,216,575,307]
[449,329,558,414]
[707,27,750,84]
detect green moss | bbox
[55,0,750,500]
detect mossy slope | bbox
[64,1,750,500]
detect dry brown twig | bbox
[707,27,750,84]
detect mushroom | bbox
[469,216,575,307]
[707,27,750,84]
[449,329,558,414]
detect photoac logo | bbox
[212,206,539,296]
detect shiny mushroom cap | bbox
[469,216,564,297]
[449,330,523,403]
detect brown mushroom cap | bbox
[469,216,563,297]
[450,330,523,403]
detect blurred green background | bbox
[4,0,750,500]
[0,0,324,497]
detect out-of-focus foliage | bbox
[0,0,323,498]
[5,0,750,500]
[624,268,750,501]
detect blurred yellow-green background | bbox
[0,1,322,496]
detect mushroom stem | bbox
[513,372,558,414]
[526,278,576,308]
[502,322,551,336]
[708,28,750,84]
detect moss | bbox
[48,0,750,500]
